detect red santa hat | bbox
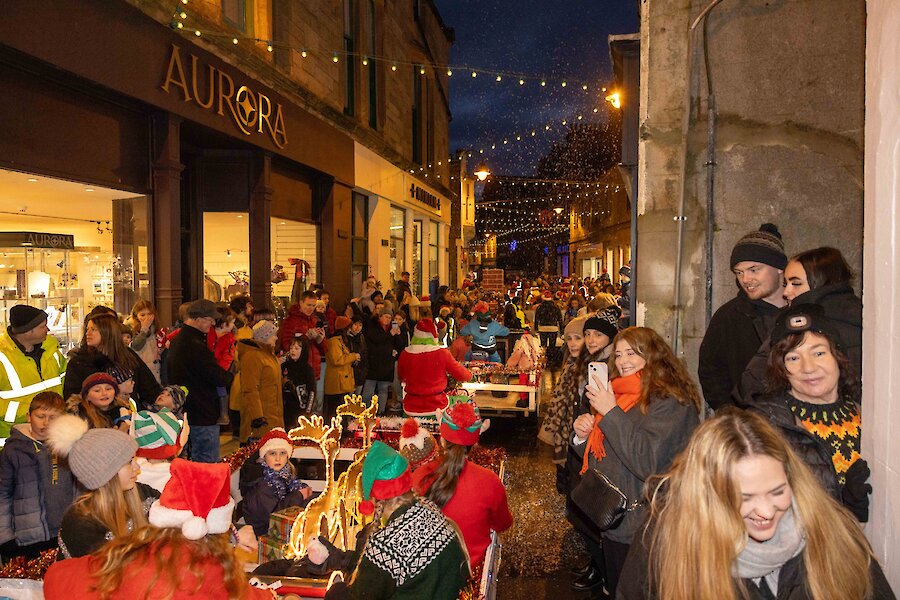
[412,318,439,344]
[258,428,292,457]
[542,289,553,300]
[149,458,235,540]
[439,395,490,446]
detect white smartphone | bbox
[588,362,609,390]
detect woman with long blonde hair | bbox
[44,459,271,600]
[47,414,157,558]
[579,326,702,595]
[618,410,894,600]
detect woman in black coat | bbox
[64,313,161,409]
[362,312,397,415]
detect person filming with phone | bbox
[573,326,702,597]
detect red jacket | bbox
[44,543,271,599]
[207,329,237,371]
[397,344,472,413]
[278,306,326,378]
[413,459,513,567]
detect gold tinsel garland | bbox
[0,548,59,579]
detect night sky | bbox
[433,1,639,177]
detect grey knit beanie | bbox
[730,223,787,270]
[47,414,137,490]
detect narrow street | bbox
[478,373,601,600]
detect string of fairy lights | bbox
[167,1,620,249]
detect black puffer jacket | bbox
[363,319,395,382]
[346,331,368,385]
[698,291,780,410]
[751,392,842,500]
[63,347,162,410]
[736,283,862,406]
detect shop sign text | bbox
[409,184,441,212]
[161,44,287,148]
[0,232,75,249]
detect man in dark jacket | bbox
[698,224,787,410]
[534,293,564,366]
[167,299,233,462]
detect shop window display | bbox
[0,170,150,350]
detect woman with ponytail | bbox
[413,396,512,568]
[578,326,701,596]
[618,410,894,600]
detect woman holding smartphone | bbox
[577,327,701,596]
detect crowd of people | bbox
[0,222,893,599]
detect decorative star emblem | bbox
[237,94,256,124]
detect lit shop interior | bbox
[0,169,149,350]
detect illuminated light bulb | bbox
[447,69,453,76]
[332,53,339,62]
[420,66,426,75]
[562,119,567,125]
[582,84,588,91]
[495,75,502,82]
[176,22,184,28]
[519,79,525,85]
[545,125,550,130]
[593,107,599,113]
[605,91,622,109]
[301,50,308,57]
[601,87,607,92]
[561,81,567,87]
[491,144,496,149]
[438,161,442,165]
[232,37,239,44]
[541,80,546,86]
[471,71,477,77]
[516,135,521,141]
[194,29,201,36]
[391,64,397,71]
[577,115,583,120]
[531,131,536,136]
[479,148,484,153]
[181,0,187,4]
[362,57,369,65]
[179,11,186,18]
[267,44,273,52]
[503,139,508,144]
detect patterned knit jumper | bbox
[786,395,861,484]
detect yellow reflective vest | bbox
[0,330,67,442]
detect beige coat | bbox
[235,340,283,440]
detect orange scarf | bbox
[580,372,642,474]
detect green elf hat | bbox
[439,394,489,447]
[358,441,412,516]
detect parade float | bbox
[228,394,507,599]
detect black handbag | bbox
[570,468,638,531]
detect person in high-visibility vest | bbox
[0,306,67,442]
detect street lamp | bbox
[605,91,622,110]
[473,162,491,181]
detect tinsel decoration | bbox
[0,548,59,579]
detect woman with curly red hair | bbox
[412,396,513,568]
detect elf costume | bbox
[397,319,473,415]
[413,397,512,567]
[459,302,510,363]
[309,441,470,600]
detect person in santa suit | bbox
[43,458,270,600]
[412,395,512,568]
[397,319,473,416]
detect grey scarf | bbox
[734,506,806,593]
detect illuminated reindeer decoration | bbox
[284,415,343,559]
[332,394,380,545]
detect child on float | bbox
[66,372,133,432]
[0,391,75,561]
[459,301,510,363]
[47,414,159,558]
[412,396,513,568]
[239,428,312,537]
[130,408,189,493]
[304,441,470,599]
[398,417,441,471]
[44,458,272,600]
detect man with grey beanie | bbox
[698,223,788,410]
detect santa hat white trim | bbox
[258,428,292,458]
[402,344,443,355]
[149,498,236,540]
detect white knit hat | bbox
[148,458,235,540]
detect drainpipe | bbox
[671,0,725,355]
[703,16,717,327]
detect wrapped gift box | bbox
[257,534,287,563]
[267,505,305,543]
